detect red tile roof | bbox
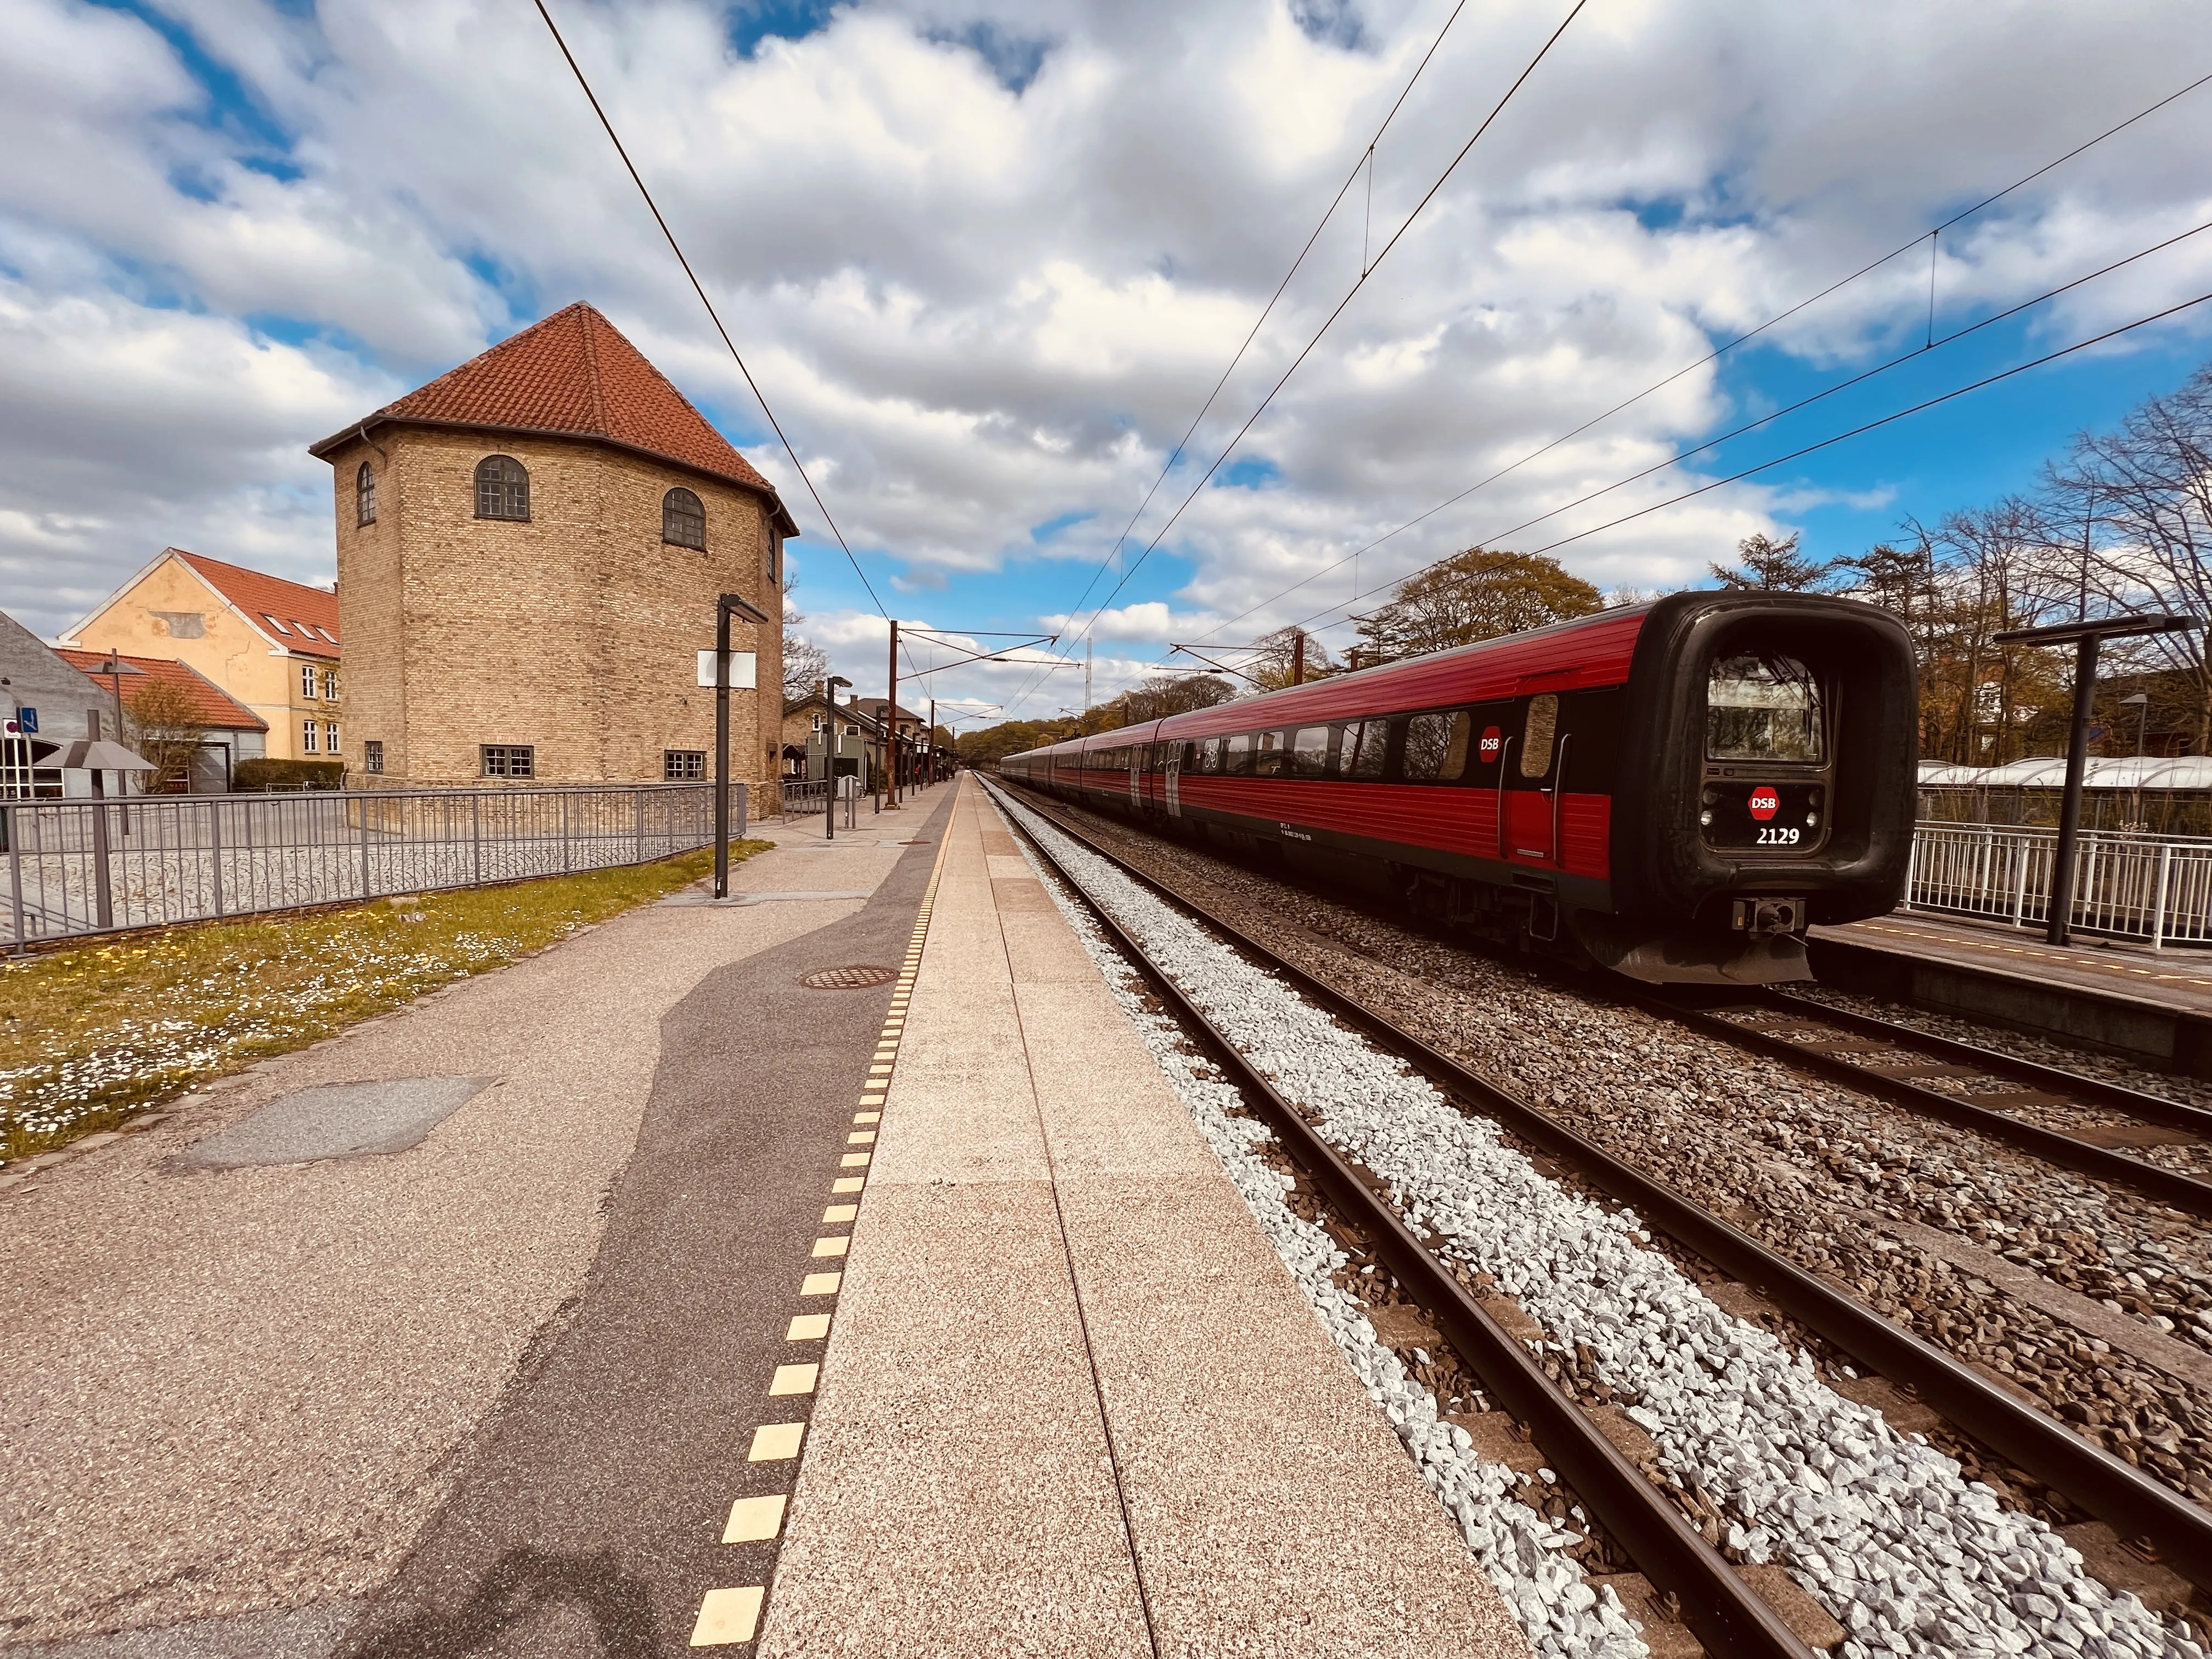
[172,550,341,654]
[312,303,791,515]
[56,649,268,732]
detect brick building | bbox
[309,303,793,790]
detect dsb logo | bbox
[1479,726,1502,763]
[1748,786,1781,821]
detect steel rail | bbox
[996,782,2212,1592]
[1644,994,2212,1220]
[988,785,1820,1659]
[1755,990,2212,1137]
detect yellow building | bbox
[60,549,342,764]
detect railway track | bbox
[990,779,2212,1656]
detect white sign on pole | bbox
[696,650,758,689]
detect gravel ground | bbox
[1028,797,2212,1522]
[994,786,2201,1659]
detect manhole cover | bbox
[800,965,898,990]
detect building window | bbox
[325,721,340,753]
[301,663,318,699]
[768,531,780,583]
[321,668,338,701]
[357,460,376,526]
[365,740,383,775]
[664,749,706,780]
[662,487,706,550]
[301,719,319,754]
[482,744,534,778]
[475,455,530,521]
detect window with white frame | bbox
[301,719,319,754]
[321,668,338,701]
[481,744,534,778]
[325,721,339,753]
[300,663,317,699]
[364,740,383,775]
[663,749,706,780]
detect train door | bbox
[1128,746,1143,811]
[1503,693,1562,865]
[1164,741,1183,818]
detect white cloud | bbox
[4,0,2212,709]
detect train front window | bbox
[1707,652,1826,763]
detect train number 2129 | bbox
[1756,826,1802,846]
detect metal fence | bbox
[1905,821,2212,950]
[3,782,744,949]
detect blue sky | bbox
[6,0,2212,721]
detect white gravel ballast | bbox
[990,785,2199,1659]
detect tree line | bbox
[953,361,2212,769]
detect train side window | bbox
[1224,733,1252,775]
[1520,694,1559,779]
[1200,736,1224,774]
[1179,741,1199,770]
[1561,688,1623,791]
[1253,730,1285,778]
[1290,725,1329,778]
[1340,720,1388,779]
[1403,710,1470,783]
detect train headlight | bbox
[1806,812,1819,827]
[1699,810,1713,826]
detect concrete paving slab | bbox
[168,1077,493,1170]
[759,777,1529,1659]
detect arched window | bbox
[662,487,706,550]
[475,455,529,521]
[356,460,376,527]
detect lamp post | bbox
[823,675,851,840]
[713,592,771,900]
[1991,613,2199,944]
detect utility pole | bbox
[885,619,900,809]
[1084,639,1092,718]
[1291,629,1306,686]
[928,696,937,785]
[712,592,770,898]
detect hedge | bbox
[233,758,346,792]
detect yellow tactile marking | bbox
[858,1093,885,1108]
[691,1585,765,1645]
[847,1129,877,1145]
[831,1176,865,1194]
[768,1363,820,1397]
[723,1494,787,1543]
[823,1203,859,1223]
[811,1235,850,1258]
[854,1111,881,1125]
[787,1312,831,1340]
[749,1421,805,1461]
[840,1152,871,1168]
[800,1271,842,1296]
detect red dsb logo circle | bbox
[1748,786,1781,821]
[1479,726,1503,762]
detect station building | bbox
[309,302,795,790]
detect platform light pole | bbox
[713,591,771,899]
[1990,613,2199,945]
[823,675,851,840]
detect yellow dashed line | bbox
[786,1312,831,1340]
[691,1585,765,1645]
[768,1363,819,1397]
[800,1271,842,1296]
[748,1423,805,1462]
[722,1495,786,1544]
[831,1177,864,1194]
[811,1235,850,1258]
[823,1204,859,1223]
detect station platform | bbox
[751,774,1525,1657]
[1812,910,2212,1075]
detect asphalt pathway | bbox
[332,791,953,1658]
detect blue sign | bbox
[15,707,33,733]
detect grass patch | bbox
[0,839,772,1163]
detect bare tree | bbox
[125,679,211,794]
[781,574,831,702]
[2049,364,2212,747]
[1246,627,1339,691]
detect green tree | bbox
[1355,548,1603,662]
[1708,531,1836,591]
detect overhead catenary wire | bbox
[532,0,893,625]
[1003,0,1482,715]
[1008,0,1587,717]
[1183,64,2212,655]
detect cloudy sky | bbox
[7,0,2212,724]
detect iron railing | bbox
[1905,821,2212,950]
[3,782,744,949]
